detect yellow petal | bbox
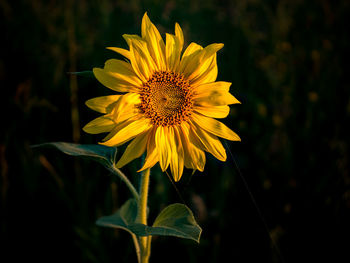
[189,144,206,172]
[85,95,121,114]
[103,59,142,86]
[101,118,152,147]
[184,144,206,172]
[83,116,115,134]
[194,81,241,106]
[179,123,206,172]
[93,68,139,93]
[179,42,203,73]
[165,33,181,71]
[124,32,158,74]
[155,126,171,171]
[128,39,156,82]
[123,34,143,46]
[106,47,131,60]
[186,52,214,81]
[190,53,218,86]
[170,127,184,182]
[191,113,241,141]
[111,93,140,123]
[195,80,230,93]
[188,120,227,161]
[202,43,224,60]
[116,131,149,168]
[194,105,230,118]
[141,13,166,71]
[183,43,224,82]
[138,128,159,172]
[175,23,184,53]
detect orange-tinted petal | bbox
[170,127,184,182]
[141,13,166,71]
[194,105,230,119]
[175,23,184,53]
[188,120,227,161]
[106,47,131,60]
[183,43,223,83]
[155,126,171,171]
[101,117,152,147]
[93,69,131,93]
[194,81,240,106]
[85,95,121,114]
[128,39,156,81]
[111,93,140,123]
[83,116,115,134]
[191,113,241,141]
[116,130,150,168]
[138,128,159,172]
[103,59,142,86]
[165,33,181,71]
[179,42,203,73]
[180,123,206,171]
[190,53,218,86]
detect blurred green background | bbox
[1,0,349,262]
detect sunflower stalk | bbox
[136,168,152,263]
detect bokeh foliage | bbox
[1,0,349,262]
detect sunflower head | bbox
[84,12,241,182]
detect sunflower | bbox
[83,13,241,182]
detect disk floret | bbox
[139,71,193,126]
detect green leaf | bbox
[130,204,202,243]
[96,199,138,235]
[32,142,139,200]
[68,71,94,78]
[97,202,201,243]
[33,142,117,167]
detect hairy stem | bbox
[110,164,139,201]
[137,168,151,263]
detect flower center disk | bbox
[139,71,193,126]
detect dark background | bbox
[1,0,349,262]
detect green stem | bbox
[137,168,151,263]
[110,164,139,201]
[110,164,141,262]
